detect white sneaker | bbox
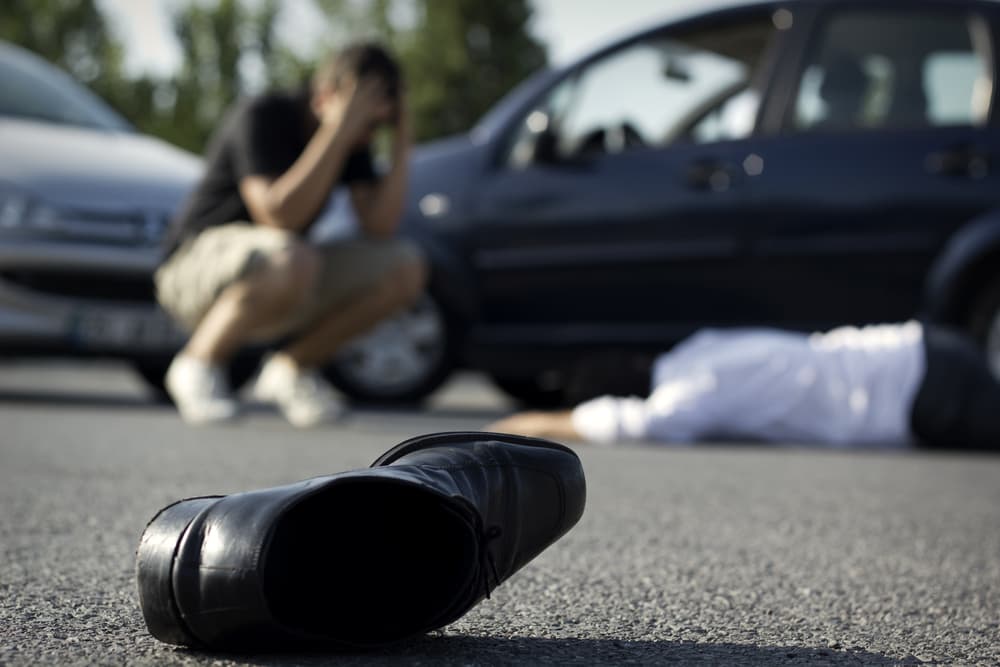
[164,355,239,425]
[253,356,344,428]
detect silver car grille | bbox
[43,209,169,246]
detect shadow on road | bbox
[351,403,510,423]
[0,388,159,409]
[177,634,910,666]
[0,388,509,429]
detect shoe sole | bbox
[173,405,240,425]
[136,496,222,646]
[370,430,580,468]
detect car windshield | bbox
[0,43,131,131]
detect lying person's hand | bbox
[486,410,582,443]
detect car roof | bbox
[571,0,998,67]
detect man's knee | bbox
[235,242,320,311]
[266,243,322,300]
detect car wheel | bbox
[491,372,568,408]
[132,354,261,403]
[323,293,455,404]
[969,276,1000,378]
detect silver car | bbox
[0,41,198,393]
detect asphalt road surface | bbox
[1,360,998,666]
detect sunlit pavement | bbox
[1,360,998,666]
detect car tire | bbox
[968,275,1000,378]
[322,292,456,404]
[132,353,261,403]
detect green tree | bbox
[312,0,547,141]
[400,0,547,140]
[1,0,547,151]
[2,0,311,152]
[163,0,295,151]
[0,0,124,87]
[0,0,155,142]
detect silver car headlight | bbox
[0,184,61,233]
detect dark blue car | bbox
[325,0,1000,406]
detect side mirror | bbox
[509,110,562,168]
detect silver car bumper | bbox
[0,239,186,355]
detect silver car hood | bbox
[0,118,201,212]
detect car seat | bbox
[817,55,869,129]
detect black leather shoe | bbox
[136,432,586,650]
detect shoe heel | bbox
[135,497,220,646]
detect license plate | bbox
[72,307,186,350]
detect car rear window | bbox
[792,9,992,131]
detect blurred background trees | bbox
[0,0,547,152]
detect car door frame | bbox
[461,2,800,359]
[761,0,1000,134]
[747,0,1000,330]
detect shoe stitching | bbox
[398,462,566,520]
[474,521,503,600]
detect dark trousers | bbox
[910,325,1000,450]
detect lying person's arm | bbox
[487,396,650,445]
[489,378,715,445]
[487,410,582,443]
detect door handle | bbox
[685,160,739,192]
[925,145,990,179]
[493,193,562,210]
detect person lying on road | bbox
[489,322,1000,451]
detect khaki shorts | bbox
[155,222,421,335]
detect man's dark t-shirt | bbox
[163,90,376,258]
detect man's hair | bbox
[313,42,401,99]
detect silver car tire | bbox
[323,293,455,403]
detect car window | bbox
[507,12,779,167]
[0,43,131,131]
[791,10,992,132]
[688,88,762,144]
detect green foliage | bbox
[0,0,547,152]
[0,0,122,85]
[312,0,547,141]
[399,0,547,140]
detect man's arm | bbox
[351,96,411,239]
[240,79,387,232]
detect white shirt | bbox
[571,322,926,448]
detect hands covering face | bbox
[318,75,406,147]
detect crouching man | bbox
[156,42,424,427]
